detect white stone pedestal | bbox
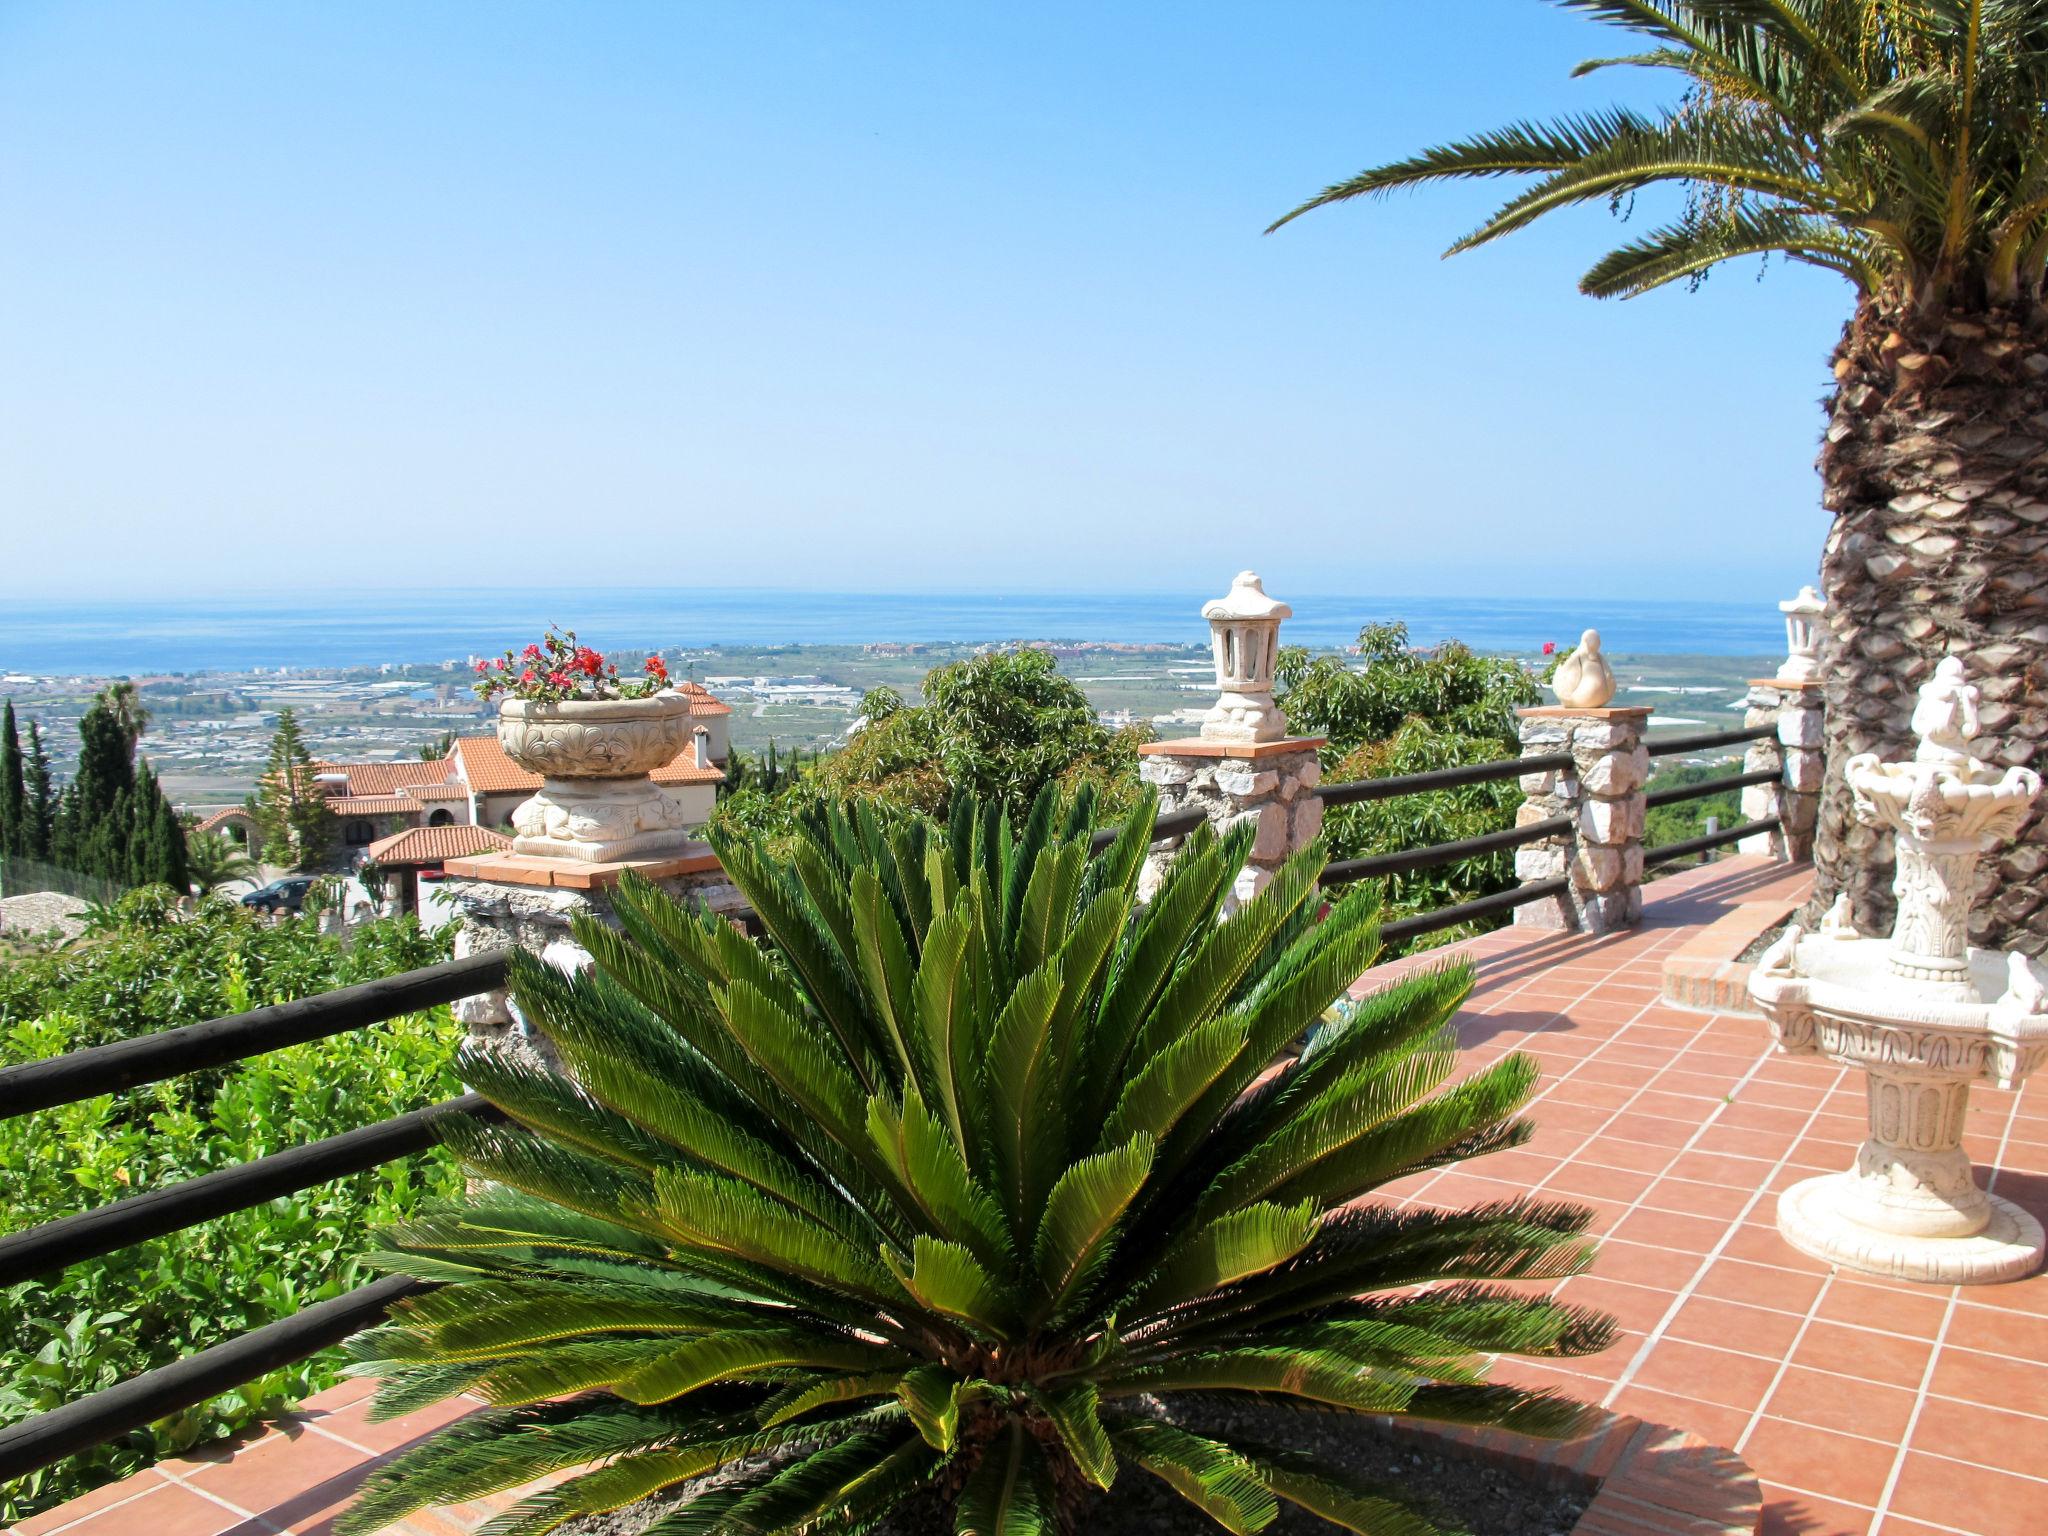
[509,776,696,863]
[1752,926,2048,1284]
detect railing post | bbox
[1730,680,1823,862]
[441,850,746,1059]
[1514,705,1651,935]
[1740,587,1828,863]
[1136,572,1326,911]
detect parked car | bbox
[240,877,316,915]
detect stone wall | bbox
[1514,708,1650,935]
[1137,741,1323,909]
[1739,681,1823,862]
[446,860,743,1055]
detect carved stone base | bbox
[1778,1172,2044,1285]
[510,777,694,863]
[1199,691,1287,744]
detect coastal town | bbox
[0,640,1766,810]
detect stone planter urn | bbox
[1748,656,2048,1284]
[497,693,695,863]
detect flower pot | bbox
[496,694,695,862]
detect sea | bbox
[0,591,1781,678]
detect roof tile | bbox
[366,823,514,865]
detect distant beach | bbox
[0,590,1783,677]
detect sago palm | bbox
[338,790,1610,1536]
[1272,0,2048,950]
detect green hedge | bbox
[0,892,462,1523]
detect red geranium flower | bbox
[1542,641,1557,655]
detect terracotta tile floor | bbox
[1354,857,2048,1536]
[14,856,2045,1536]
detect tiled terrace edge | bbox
[1661,869,1813,1014]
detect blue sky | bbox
[0,2,1850,604]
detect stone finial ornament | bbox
[1198,570,1292,744]
[1910,656,1980,768]
[1776,585,1827,685]
[1749,654,2048,1284]
[1549,629,1617,709]
[1818,891,1858,941]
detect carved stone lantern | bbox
[1199,571,1291,743]
[1776,586,1827,685]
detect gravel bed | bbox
[560,1403,1589,1536]
[0,892,89,942]
[1735,914,1792,965]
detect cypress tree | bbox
[46,693,183,887]
[156,798,189,893]
[0,700,23,857]
[23,722,52,859]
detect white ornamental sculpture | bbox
[498,694,696,863]
[1748,655,2047,1283]
[1199,571,1291,743]
[1549,629,1617,709]
[1777,586,1827,685]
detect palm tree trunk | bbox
[1812,299,2048,952]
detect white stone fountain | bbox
[1748,657,2048,1284]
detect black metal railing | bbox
[1,1275,427,1483]
[1644,766,1780,809]
[1643,816,1782,868]
[0,949,510,1120]
[1320,815,1570,888]
[1646,723,1776,758]
[0,1095,499,1287]
[1313,752,1571,806]
[0,954,508,1485]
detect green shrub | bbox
[0,901,463,1523]
[1643,764,1748,875]
[341,791,1608,1536]
[1278,624,1541,941]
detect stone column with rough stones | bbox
[1137,742,1324,909]
[1737,681,1825,861]
[1136,570,1326,909]
[1513,707,1651,935]
[442,849,745,1060]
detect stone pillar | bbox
[1137,740,1326,910]
[1513,707,1651,935]
[1135,569,1326,911]
[442,847,745,1058]
[1738,680,1824,861]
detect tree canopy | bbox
[254,709,336,871]
[1278,624,1542,932]
[1271,1,2048,316]
[38,688,186,892]
[714,650,1151,846]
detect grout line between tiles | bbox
[1605,1057,1849,1416]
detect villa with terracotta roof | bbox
[363,823,513,913]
